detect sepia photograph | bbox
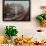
[3,1,30,21]
[5,0,29,1]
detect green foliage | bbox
[5,26,18,38]
[36,14,46,21]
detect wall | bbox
[0,0,46,41]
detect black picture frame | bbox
[3,0,30,21]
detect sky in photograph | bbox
[5,1,29,10]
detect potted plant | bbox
[5,26,18,43]
[36,6,46,27]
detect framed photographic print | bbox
[3,0,30,21]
